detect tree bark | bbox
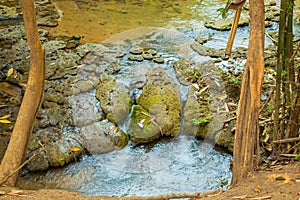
[231,0,265,186]
[0,0,45,186]
[274,0,287,143]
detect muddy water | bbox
[48,0,229,43]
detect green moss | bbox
[128,105,161,144]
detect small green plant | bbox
[190,70,200,79]
[217,0,231,19]
[267,105,273,113]
[294,154,300,160]
[219,178,229,188]
[192,118,210,126]
[230,75,240,85]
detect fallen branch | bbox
[272,137,300,144]
[119,190,223,200]
[265,32,277,44]
[250,195,272,200]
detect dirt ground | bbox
[0,161,300,200]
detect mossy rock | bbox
[44,137,83,168]
[128,105,161,144]
[173,58,199,85]
[96,74,132,125]
[137,84,181,137]
[184,85,211,137]
[204,14,249,31]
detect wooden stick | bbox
[272,137,300,144]
[225,2,245,55]
[119,190,223,200]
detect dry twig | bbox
[0,153,37,186]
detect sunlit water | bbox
[48,0,255,46]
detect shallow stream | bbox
[16,0,270,196]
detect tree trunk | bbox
[0,0,45,186]
[231,0,265,186]
[274,0,287,143]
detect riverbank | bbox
[1,160,300,199]
[1,0,300,199]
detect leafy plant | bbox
[267,105,273,113]
[217,0,231,19]
[190,70,200,79]
[192,118,210,126]
[230,75,240,85]
[219,178,229,188]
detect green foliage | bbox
[217,0,231,19]
[219,178,229,188]
[230,75,240,85]
[217,7,228,19]
[190,70,200,79]
[192,118,210,126]
[295,154,300,160]
[267,105,273,113]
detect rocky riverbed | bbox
[0,0,298,174]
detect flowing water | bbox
[18,25,233,196]
[17,0,264,196]
[19,137,232,196]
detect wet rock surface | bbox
[203,0,279,31]
[0,24,232,170]
[0,0,286,171]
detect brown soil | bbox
[1,161,300,200]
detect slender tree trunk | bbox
[231,0,265,186]
[274,0,287,143]
[285,0,296,138]
[0,0,45,186]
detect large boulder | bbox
[129,68,181,144]
[173,58,211,137]
[95,74,133,126]
[184,85,210,137]
[80,120,128,154]
[26,129,84,172]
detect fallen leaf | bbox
[255,186,262,193]
[69,147,81,152]
[113,127,118,134]
[0,114,10,119]
[192,83,199,90]
[8,190,24,195]
[0,119,12,124]
[7,68,14,77]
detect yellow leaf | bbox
[69,147,81,152]
[0,119,12,124]
[13,72,18,79]
[114,127,118,134]
[7,68,14,77]
[0,114,10,120]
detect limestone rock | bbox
[95,74,133,125]
[80,120,128,154]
